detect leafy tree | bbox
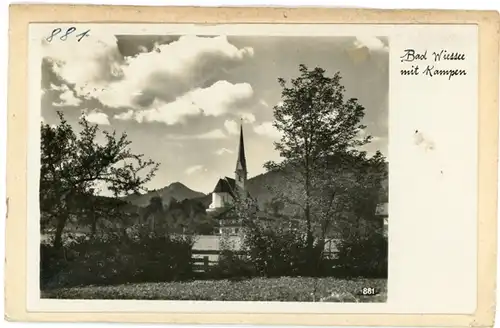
[142,196,165,232]
[40,111,159,248]
[78,194,139,237]
[314,151,387,241]
[263,197,285,218]
[264,64,376,263]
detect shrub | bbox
[127,232,194,282]
[207,250,257,280]
[40,242,71,288]
[241,222,326,277]
[40,227,195,289]
[333,230,388,278]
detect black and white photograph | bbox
[38,31,389,302]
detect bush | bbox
[40,227,195,289]
[242,223,326,277]
[40,242,71,288]
[207,250,257,280]
[333,230,388,278]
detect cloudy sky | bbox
[40,34,388,194]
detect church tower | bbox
[235,121,248,191]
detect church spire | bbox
[235,119,247,188]
[236,121,247,172]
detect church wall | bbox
[209,191,232,210]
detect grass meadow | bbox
[42,277,387,302]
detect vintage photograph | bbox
[38,31,389,302]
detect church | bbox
[206,122,259,235]
[207,122,249,213]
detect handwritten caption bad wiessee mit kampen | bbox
[399,49,467,80]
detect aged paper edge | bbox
[5,5,499,327]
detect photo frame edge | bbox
[4,5,499,326]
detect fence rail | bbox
[191,250,218,273]
[192,257,216,273]
[192,249,246,255]
[190,248,337,273]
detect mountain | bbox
[245,158,389,215]
[123,182,206,207]
[124,156,388,214]
[246,170,286,212]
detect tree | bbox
[264,64,374,264]
[314,151,387,241]
[264,197,285,218]
[142,196,165,232]
[40,111,159,248]
[78,194,137,237]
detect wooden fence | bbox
[191,248,337,273]
[191,249,249,273]
[192,250,218,273]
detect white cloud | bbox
[185,165,204,175]
[224,119,239,135]
[354,36,388,53]
[113,110,134,121]
[85,35,254,109]
[81,110,110,125]
[240,112,256,123]
[43,32,122,97]
[356,129,382,143]
[166,129,227,140]
[55,91,82,107]
[51,83,82,107]
[356,129,368,139]
[215,148,234,155]
[133,81,253,125]
[50,83,66,92]
[253,122,283,139]
[259,99,269,107]
[197,129,227,139]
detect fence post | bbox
[203,256,209,272]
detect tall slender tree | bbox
[264,64,373,258]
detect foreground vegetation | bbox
[41,225,387,289]
[42,277,387,302]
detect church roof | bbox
[213,177,237,197]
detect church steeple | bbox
[235,120,247,189]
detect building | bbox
[375,202,389,237]
[207,121,254,234]
[208,122,249,213]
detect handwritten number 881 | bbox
[46,27,90,42]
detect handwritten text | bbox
[46,27,91,43]
[399,49,467,80]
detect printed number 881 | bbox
[362,287,376,295]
